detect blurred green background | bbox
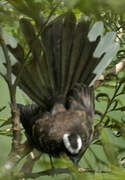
[1,0,125,179]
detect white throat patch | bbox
[63,133,82,154]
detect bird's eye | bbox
[63,133,82,154]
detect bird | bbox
[8,11,119,167]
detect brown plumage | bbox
[8,12,119,166]
[17,85,94,165]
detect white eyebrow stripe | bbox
[63,134,82,154]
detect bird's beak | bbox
[70,157,79,166]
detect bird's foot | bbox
[49,155,56,176]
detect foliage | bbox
[1,0,125,180]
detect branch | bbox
[94,58,125,88]
[78,168,110,174]
[0,27,12,91]
[20,149,41,175]
[15,167,110,179]
[24,168,70,178]
[1,141,32,174]
[0,26,21,151]
[102,59,125,78]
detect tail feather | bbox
[61,12,76,92]
[20,19,51,92]
[39,55,52,90]
[9,12,119,107]
[79,36,103,83]
[19,80,44,106]
[20,18,41,59]
[51,20,63,91]
[69,20,91,88]
[65,19,90,94]
[42,24,56,93]
[8,44,24,63]
[83,53,105,85]
[12,63,49,107]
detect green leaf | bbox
[101,128,118,165]
[75,0,125,15]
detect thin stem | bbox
[96,82,121,126]
[0,27,13,102]
[0,27,21,150]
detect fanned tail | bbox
[8,12,119,108]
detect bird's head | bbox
[50,103,94,165]
[62,133,86,166]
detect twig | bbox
[20,149,41,175]
[1,141,32,173]
[11,108,21,150]
[15,168,70,179]
[102,59,125,78]
[0,106,6,112]
[15,167,110,179]
[95,82,121,127]
[0,28,12,83]
[78,168,110,174]
[95,58,125,88]
[0,27,21,151]
[45,0,63,24]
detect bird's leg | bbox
[49,155,55,170]
[49,155,56,176]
